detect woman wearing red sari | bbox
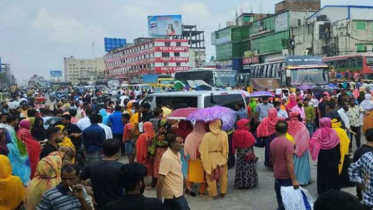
[136,122,155,179]
[257,108,284,168]
[17,120,41,179]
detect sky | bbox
[0,0,371,82]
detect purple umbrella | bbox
[186,106,236,131]
[250,91,273,98]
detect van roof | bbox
[148,91,243,97]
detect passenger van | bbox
[141,91,247,111]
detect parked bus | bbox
[240,56,329,90]
[174,69,237,88]
[323,54,373,79]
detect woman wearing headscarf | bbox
[59,146,76,164]
[151,119,170,184]
[0,155,26,210]
[199,119,229,198]
[360,94,373,133]
[184,121,207,194]
[24,155,62,210]
[99,108,109,125]
[286,94,297,111]
[331,119,353,188]
[17,119,41,179]
[174,120,194,178]
[3,120,31,185]
[31,117,46,141]
[287,111,311,186]
[309,118,341,194]
[136,122,155,178]
[232,119,258,189]
[257,108,284,168]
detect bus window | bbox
[267,65,272,78]
[263,65,268,78]
[253,67,258,78]
[356,58,363,67]
[349,58,356,67]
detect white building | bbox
[293,5,373,57]
[63,56,105,84]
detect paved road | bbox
[139,137,364,210]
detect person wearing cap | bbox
[103,163,164,210]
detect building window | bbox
[356,21,367,30]
[176,62,181,66]
[176,42,181,47]
[162,52,170,57]
[174,52,180,57]
[165,42,171,46]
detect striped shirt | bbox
[349,152,373,208]
[37,185,91,210]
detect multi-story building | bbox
[0,63,16,89]
[275,0,320,14]
[293,5,373,57]
[179,25,206,68]
[104,39,189,82]
[212,13,271,70]
[64,56,106,84]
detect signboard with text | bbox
[50,70,62,78]
[242,56,259,65]
[155,46,189,52]
[148,15,182,36]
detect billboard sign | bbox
[275,13,288,32]
[155,46,188,52]
[242,56,259,65]
[148,15,182,36]
[50,70,62,78]
[104,38,127,52]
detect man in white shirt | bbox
[77,109,93,131]
[98,115,113,139]
[337,101,350,130]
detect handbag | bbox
[244,151,257,162]
[254,132,265,148]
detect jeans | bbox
[350,126,361,148]
[113,133,124,155]
[274,179,293,210]
[164,195,190,210]
[306,122,314,137]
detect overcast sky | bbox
[0,0,371,82]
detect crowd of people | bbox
[0,80,373,210]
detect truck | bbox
[142,74,174,88]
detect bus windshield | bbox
[367,57,373,66]
[290,68,329,86]
[215,71,237,87]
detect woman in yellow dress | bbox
[184,121,207,194]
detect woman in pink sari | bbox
[309,117,341,194]
[17,120,41,179]
[287,112,311,185]
[257,108,284,168]
[286,94,297,111]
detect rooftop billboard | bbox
[148,15,182,37]
[104,38,127,52]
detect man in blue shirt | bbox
[83,114,106,164]
[108,105,125,155]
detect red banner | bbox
[243,56,259,65]
[155,57,189,63]
[154,66,189,73]
[155,46,189,52]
